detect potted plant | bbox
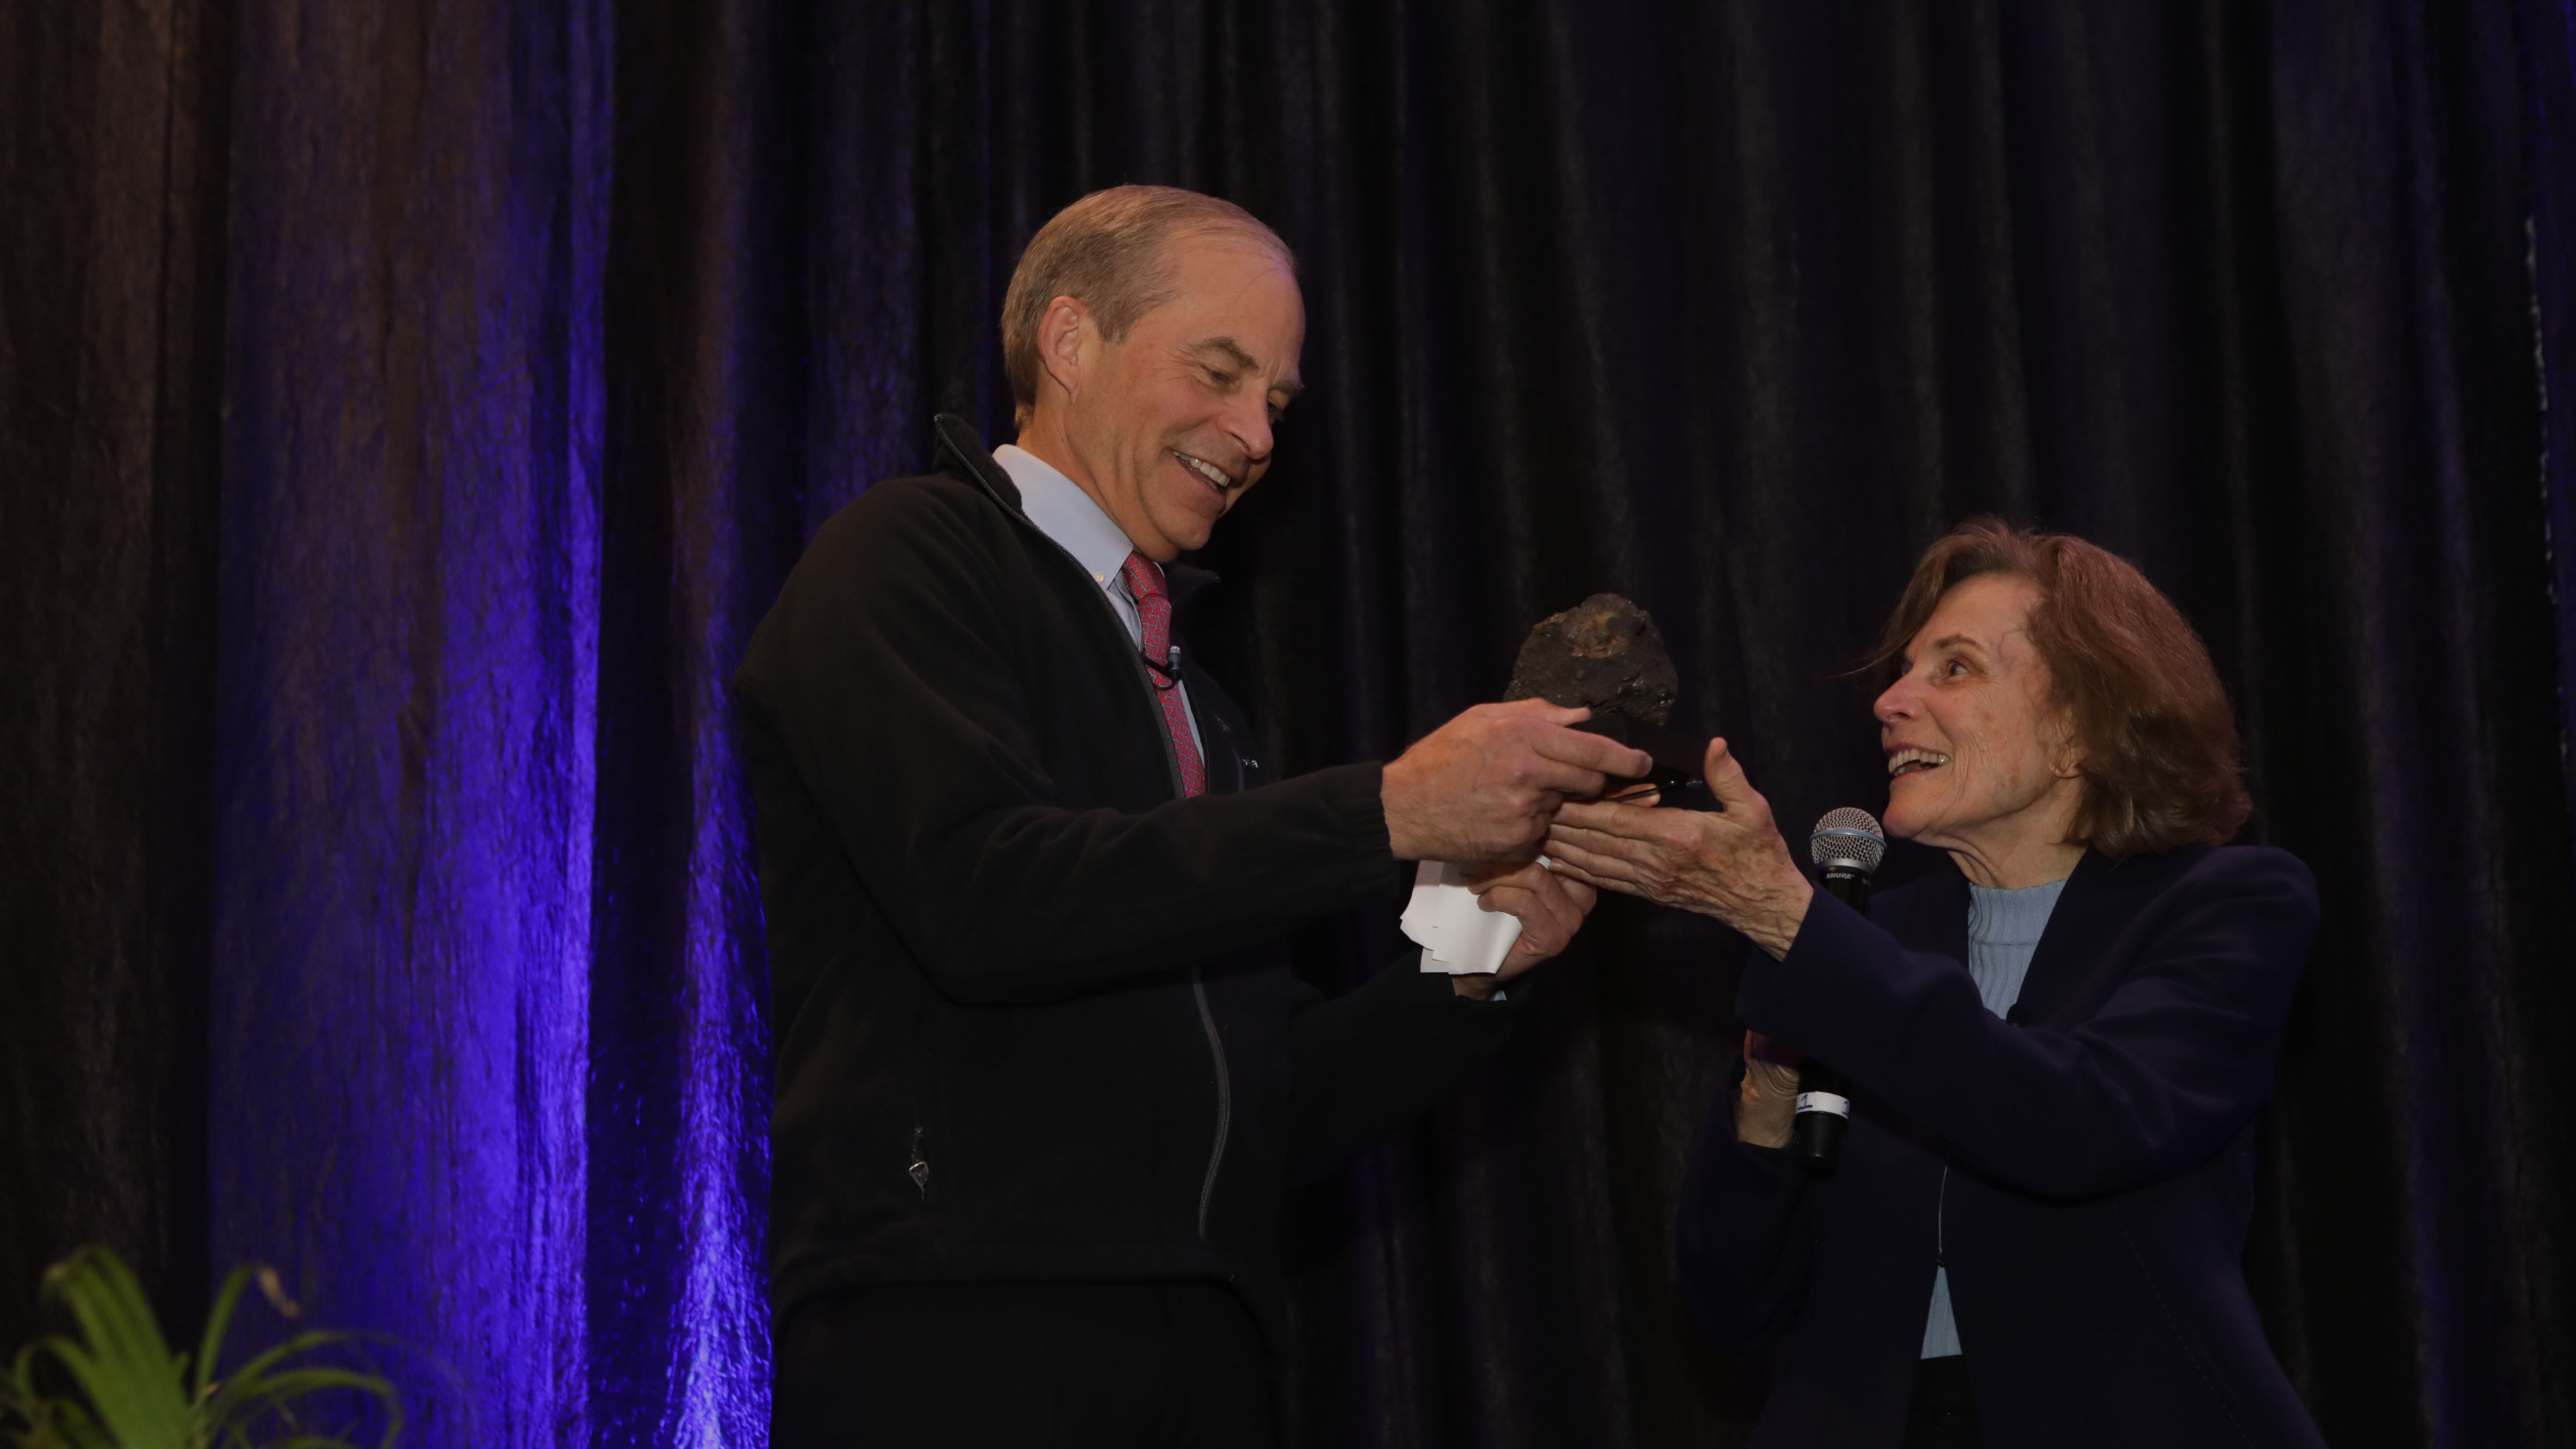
[1,1247,399,1449]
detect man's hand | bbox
[1735,1030,1804,1147]
[1382,700,1654,863]
[1447,860,1599,999]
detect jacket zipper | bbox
[1113,582,1230,1241]
[909,1122,933,1203]
[956,435,1233,1246]
[1192,971,1233,1238]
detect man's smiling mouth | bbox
[1173,450,1241,493]
[1888,747,1950,778]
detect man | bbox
[736,186,1647,1447]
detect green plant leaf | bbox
[190,1270,255,1407]
[199,1329,399,1449]
[206,1366,399,1449]
[8,1250,403,1449]
[0,1352,115,1449]
[37,1251,191,1449]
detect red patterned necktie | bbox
[1119,551,1207,798]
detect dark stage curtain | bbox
[5,2,2574,1446]
[0,0,229,1362]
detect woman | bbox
[1547,519,2325,1449]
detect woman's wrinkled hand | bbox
[1543,736,1815,959]
[1735,1030,1804,1148]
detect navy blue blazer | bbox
[1676,844,2326,1448]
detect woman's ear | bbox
[2049,713,2089,779]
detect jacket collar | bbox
[931,412,1222,611]
[1877,846,2100,1019]
[935,411,1024,512]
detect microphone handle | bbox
[1792,1060,1849,1173]
[1792,865,1873,1175]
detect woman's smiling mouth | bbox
[1888,747,1951,777]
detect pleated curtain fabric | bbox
[2,2,2574,1447]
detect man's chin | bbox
[1155,511,1223,555]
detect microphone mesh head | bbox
[1810,807,1887,875]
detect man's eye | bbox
[1205,367,1234,386]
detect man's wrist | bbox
[1314,762,1406,899]
[1379,757,1426,861]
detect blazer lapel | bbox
[1880,861,1971,969]
[2011,851,2107,1025]
[2012,848,2200,1026]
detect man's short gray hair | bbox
[1001,186,1295,432]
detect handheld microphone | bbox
[1793,807,1885,1176]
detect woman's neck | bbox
[1946,834,2086,890]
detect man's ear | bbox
[1036,295,1090,403]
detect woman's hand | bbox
[1737,1031,1804,1148]
[1545,737,1816,959]
[1448,859,1600,1000]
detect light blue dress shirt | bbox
[1920,874,2069,1359]
[992,443,1205,757]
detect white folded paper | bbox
[1403,860,1523,976]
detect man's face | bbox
[1054,236,1305,561]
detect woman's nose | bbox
[1873,679,1913,724]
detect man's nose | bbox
[1226,392,1273,465]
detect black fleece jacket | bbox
[732,415,1520,1347]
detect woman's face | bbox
[1872,574,2085,863]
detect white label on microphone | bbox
[1795,1091,1851,1119]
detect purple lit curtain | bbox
[211,2,619,1443]
[205,0,795,1439]
[211,0,769,1443]
[6,2,2576,1448]
[2529,0,2576,849]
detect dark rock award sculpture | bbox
[1507,593,1705,802]
[1507,593,1679,724]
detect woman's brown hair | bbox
[1868,518,2251,860]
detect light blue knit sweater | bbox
[1920,875,2068,1359]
